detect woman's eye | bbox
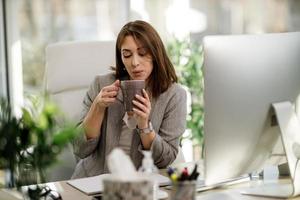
[138,49,148,56]
[122,52,132,58]
[139,52,146,56]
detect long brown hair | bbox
[115,20,177,98]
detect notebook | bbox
[67,173,171,195]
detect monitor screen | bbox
[203,32,300,185]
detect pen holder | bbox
[170,181,196,200]
[102,177,154,200]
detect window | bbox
[0,0,7,99]
[17,0,129,93]
[5,0,300,162]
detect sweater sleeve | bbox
[150,85,187,168]
[72,76,102,159]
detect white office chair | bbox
[45,40,115,123]
[44,40,115,181]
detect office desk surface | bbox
[0,181,91,200]
[0,178,298,200]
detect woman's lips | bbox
[132,70,143,77]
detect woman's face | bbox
[121,35,153,81]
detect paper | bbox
[67,173,171,195]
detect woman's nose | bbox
[132,54,140,67]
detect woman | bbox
[72,20,187,178]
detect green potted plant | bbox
[0,95,80,189]
[167,38,204,156]
[0,98,28,188]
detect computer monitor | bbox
[203,32,300,185]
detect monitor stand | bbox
[242,101,300,198]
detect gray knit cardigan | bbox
[71,72,187,179]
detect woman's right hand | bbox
[83,80,120,140]
[94,80,120,109]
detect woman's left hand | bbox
[132,89,151,128]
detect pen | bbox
[167,167,175,176]
[189,164,198,180]
[170,173,178,182]
[167,167,178,182]
[179,167,189,181]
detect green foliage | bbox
[0,95,80,187]
[167,38,204,145]
[0,99,27,187]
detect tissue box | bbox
[102,176,154,200]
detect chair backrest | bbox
[45,40,115,122]
[44,40,115,181]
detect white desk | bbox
[0,178,299,200]
[0,181,91,200]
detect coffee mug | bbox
[120,80,145,112]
